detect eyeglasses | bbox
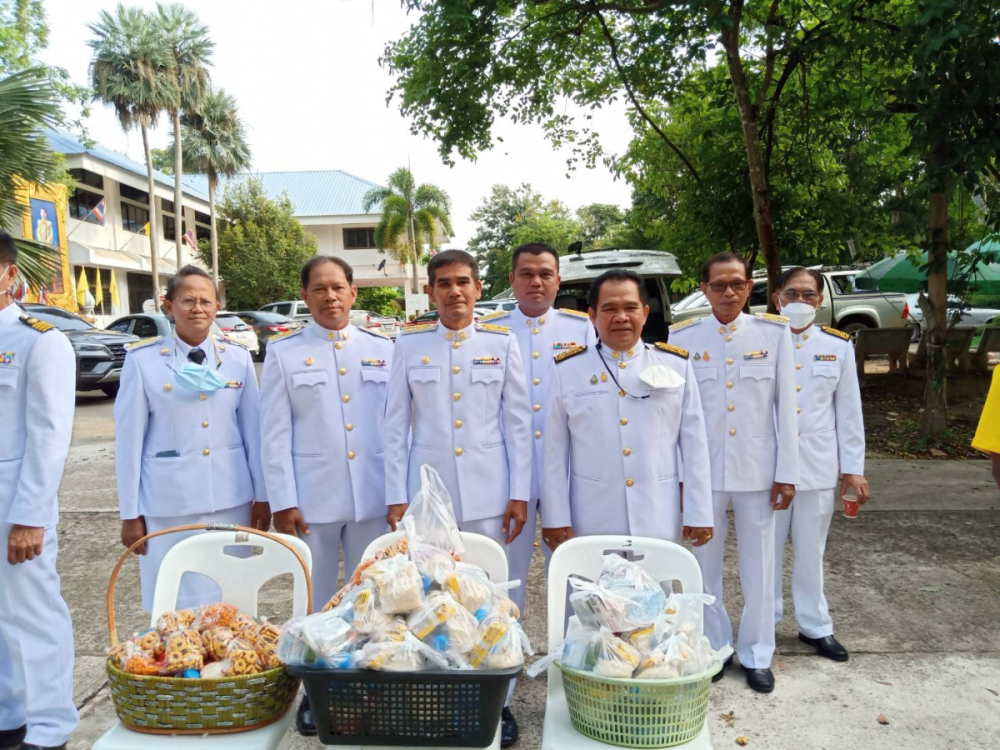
[778,290,820,302]
[175,297,215,311]
[707,280,749,293]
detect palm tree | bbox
[0,68,62,288]
[156,3,213,270]
[89,4,177,312]
[177,88,251,289]
[362,167,453,293]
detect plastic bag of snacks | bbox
[355,631,450,672]
[663,592,715,639]
[401,465,465,555]
[365,555,424,615]
[445,563,494,615]
[568,579,635,633]
[437,597,480,655]
[155,608,196,635]
[302,610,358,659]
[593,628,642,677]
[527,626,637,678]
[114,641,160,676]
[467,613,533,669]
[199,602,239,632]
[230,612,262,643]
[406,591,460,640]
[133,628,165,658]
[224,637,263,676]
[596,554,667,628]
[162,629,204,674]
[347,584,393,635]
[406,528,457,586]
[201,626,236,661]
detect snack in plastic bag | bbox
[257,622,281,648]
[401,465,465,554]
[440,599,480,654]
[356,632,450,672]
[370,618,410,644]
[568,578,634,632]
[201,660,228,679]
[468,613,532,669]
[199,603,238,632]
[225,637,262,676]
[155,608,196,635]
[593,628,641,678]
[256,639,281,669]
[663,592,714,639]
[407,529,457,585]
[230,612,261,643]
[277,617,313,667]
[366,555,423,615]
[163,630,204,674]
[446,563,493,614]
[133,629,165,658]
[407,591,459,640]
[596,555,667,628]
[201,626,236,661]
[302,610,357,658]
[349,584,393,635]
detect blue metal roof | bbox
[204,170,384,218]
[47,128,209,201]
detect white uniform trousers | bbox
[773,488,835,639]
[693,490,776,669]
[303,518,390,612]
[140,504,252,612]
[0,524,78,747]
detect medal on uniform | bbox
[0,352,13,364]
[743,350,769,361]
[473,356,502,366]
[590,375,598,385]
[693,352,701,361]
[703,351,710,361]
[600,372,608,382]
[814,354,837,362]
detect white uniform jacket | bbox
[541,341,714,538]
[260,322,393,523]
[384,321,532,521]
[480,306,595,500]
[670,312,800,491]
[791,325,865,490]
[115,333,265,520]
[0,306,75,528]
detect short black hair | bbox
[428,249,478,286]
[0,230,16,266]
[301,255,354,289]
[776,266,823,293]
[701,252,751,283]
[588,269,646,309]
[165,265,217,300]
[511,243,560,273]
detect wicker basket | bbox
[557,659,721,748]
[106,524,312,735]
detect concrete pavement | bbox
[55,393,1000,748]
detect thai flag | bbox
[93,198,107,226]
[183,229,197,249]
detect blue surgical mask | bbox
[174,360,228,392]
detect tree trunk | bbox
[173,110,184,272]
[407,206,419,294]
[209,172,220,295]
[141,124,162,314]
[720,6,782,311]
[920,132,949,439]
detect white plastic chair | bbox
[326,529,510,750]
[94,529,313,750]
[541,535,713,750]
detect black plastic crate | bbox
[288,665,522,747]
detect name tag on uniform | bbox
[743,350,769,361]
[225,380,244,389]
[814,354,837,362]
[553,342,578,350]
[0,352,14,364]
[473,357,502,366]
[361,359,387,368]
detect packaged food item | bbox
[370,618,410,644]
[445,563,493,614]
[201,626,236,661]
[347,537,410,588]
[593,629,641,678]
[367,555,423,615]
[277,617,314,667]
[225,637,262,676]
[662,593,715,639]
[199,603,239,632]
[201,661,228,679]
[440,599,480,654]
[301,610,356,657]
[256,622,281,648]
[401,465,465,554]
[407,534,457,585]
[230,612,261,643]
[133,629,165,658]
[355,632,450,672]
[349,584,393,635]
[406,591,459,639]
[155,608,195,635]
[596,555,667,628]
[163,630,204,674]
[257,639,281,669]
[568,579,634,632]
[467,613,532,669]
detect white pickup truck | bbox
[671,269,911,336]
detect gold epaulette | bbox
[554,344,587,363]
[126,336,163,351]
[359,326,390,339]
[478,310,511,323]
[18,315,55,333]
[476,323,510,334]
[402,323,438,334]
[558,307,590,319]
[821,325,851,341]
[268,327,304,344]
[755,312,789,325]
[655,342,689,359]
[669,318,699,332]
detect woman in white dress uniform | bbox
[115,266,270,611]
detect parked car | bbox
[107,313,226,347]
[260,300,313,322]
[234,311,302,359]
[22,303,138,397]
[350,309,376,329]
[408,307,496,325]
[365,313,402,340]
[476,299,519,313]
[214,312,261,356]
[670,268,911,337]
[905,293,1000,341]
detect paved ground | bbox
[57,390,1000,749]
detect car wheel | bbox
[101,383,120,398]
[839,320,871,341]
[910,322,922,342]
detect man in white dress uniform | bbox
[771,267,867,663]
[0,231,78,750]
[669,252,800,693]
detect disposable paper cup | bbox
[842,491,859,519]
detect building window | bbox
[195,210,211,225]
[69,189,105,223]
[69,168,104,190]
[119,184,149,203]
[163,215,176,241]
[162,199,175,214]
[195,224,211,244]
[122,203,149,234]
[127,271,155,314]
[344,228,377,249]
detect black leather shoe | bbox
[741,666,775,693]
[799,633,849,662]
[501,706,519,747]
[712,655,733,683]
[296,695,317,737]
[18,744,67,750]
[0,726,25,749]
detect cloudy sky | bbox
[38,0,635,247]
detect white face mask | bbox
[780,301,817,329]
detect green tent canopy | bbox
[853,241,1000,294]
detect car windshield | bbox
[244,311,290,323]
[215,315,243,327]
[24,306,94,331]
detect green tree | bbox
[156,2,212,271]
[204,177,316,310]
[176,87,251,290]
[89,4,177,312]
[362,167,453,294]
[576,204,625,249]
[151,146,173,174]
[467,183,543,298]
[355,286,402,316]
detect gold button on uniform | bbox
[202,448,210,456]
[533,378,540,386]
[160,347,169,354]
[796,343,802,350]
[532,351,540,359]
[533,404,541,412]
[348,451,355,460]
[452,366,460,374]
[335,342,343,350]
[199,393,207,401]
[796,385,802,392]
[346,423,353,431]
[620,418,628,426]
[452,342,460,350]
[796,363,803,370]
[728,404,735,412]
[726,381,734,388]
[163,384,172,392]
[535,431,542,439]
[729,429,737,436]
[201,421,209,428]
[619,362,626,369]
[725,335,733,342]
[718,326,726,334]
[623,448,632,456]
[422,356,430,364]
[455,448,464,456]
[730,325,737,332]
[727,358,734,365]
[454,420,463,428]
[339,367,347,375]
[797,407,802,414]
[342,394,351,403]
[533,328,540,335]
[305,357,314,365]
[453,393,461,402]
[625,479,634,487]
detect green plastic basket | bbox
[556,659,722,748]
